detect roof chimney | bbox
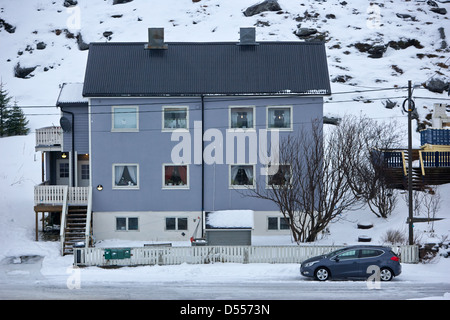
[145,28,168,50]
[238,27,258,46]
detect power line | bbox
[15,86,411,110]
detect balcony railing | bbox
[35,126,62,149]
[34,184,89,206]
[421,151,450,168]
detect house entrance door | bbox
[78,160,90,187]
[56,159,70,185]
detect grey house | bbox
[34,28,330,252]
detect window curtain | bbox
[128,166,138,185]
[114,165,125,185]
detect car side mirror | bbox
[333,256,339,262]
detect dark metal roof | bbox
[82,41,331,97]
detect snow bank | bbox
[206,210,254,229]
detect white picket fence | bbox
[73,245,419,267]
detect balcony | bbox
[35,126,62,151]
[34,184,89,207]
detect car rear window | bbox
[360,249,383,258]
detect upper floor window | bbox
[267,164,292,188]
[267,106,292,130]
[163,164,189,188]
[229,106,255,129]
[163,107,188,130]
[230,164,255,188]
[112,106,139,132]
[113,164,139,189]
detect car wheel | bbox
[315,267,330,281]
[380,268,393,281]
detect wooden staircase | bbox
[63,206,88,255]
[403,150,425,191]
[383,149,425,191]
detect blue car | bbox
[300,245,401,281]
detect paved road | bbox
[1,254,448,301]
[1,278,449,300]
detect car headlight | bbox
[304,261,319,268]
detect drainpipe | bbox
[201,94,205,239]
[61,109,75,187]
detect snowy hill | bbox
[0,0,449,265]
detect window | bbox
[267,164,291,187]
[112,106,139,132]
[230,164,255,188]
[337,249,359,260]
[165,217,188,231]
[360,249,383,258]
[268,217,290,230]
[163,107,188,130]
[81,164,89,180]
[116,217,139,231]
[59,162,69,178]
[163,164,189,188]
[267,106,292,130]
[230,106,255,129]
[113,164,139,189]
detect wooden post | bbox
[35,210,38,241]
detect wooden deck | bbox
[381,149,450,191]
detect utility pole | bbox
[405,80,415,245]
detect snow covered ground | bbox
[0,0,450,300]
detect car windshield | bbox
[324,248,348,258]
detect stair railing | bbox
[59,186,69,255]
[85,186,93,248]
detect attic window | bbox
[163,106,188,130]
[230,106,255,129]
[112,106,139,132]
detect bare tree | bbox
[249,119,361,243]
[340,115,403,218]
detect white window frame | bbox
[162,106,189,131]
[115,216,139,231]
[112,163,140,190]
[266,106,293,131]
[111,106,139,132]
[165,217,188,231]
[162,164,190,189]
[229,106,256,130]
[229,164,256,189]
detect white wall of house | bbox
[93,211,202,242]
[92,210,290,242]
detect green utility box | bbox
[104,248,131,260]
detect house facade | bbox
[34,28,331,252]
